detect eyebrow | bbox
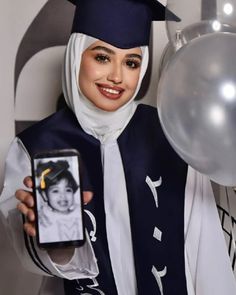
[91,46,142,60]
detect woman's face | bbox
[79,40,142,112]
[46,178,74,212]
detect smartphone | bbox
[32,149,85,248]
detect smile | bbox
[96,83,124,100]
[101,87,120,94]
[58,200,69,207]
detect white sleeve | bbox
[0,137,98,280]
[184,166,236,295]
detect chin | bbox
[95,98,130,112]
[91,100,119,112]
[100,106,119,112]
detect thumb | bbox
[23,176,33,189]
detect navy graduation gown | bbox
[18,104,188,295]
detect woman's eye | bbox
[126,59,141,69]
[95,54,110,63]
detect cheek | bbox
[79,59,104,84]
[47,196,55,205]
[67,193,73,199]
[125,71,140,91]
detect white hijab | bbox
[62,33,149,143]
[62,34,149,291]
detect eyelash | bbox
[50,187,72,194]
[95,54,110,63]
[126,59,141,69]
[66,188,73,193]
[94,54,141,69]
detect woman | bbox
[0,0,235,294]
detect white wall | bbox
[0,1,66,294]
[0,2,170,294]
[0,1,235,294]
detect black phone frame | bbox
[31,149,85,249]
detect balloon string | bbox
[225,187,236,262]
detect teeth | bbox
[101,87,120,94]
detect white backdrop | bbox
[0,1,74,294]
[0,0,170,188]
[0,0,235,294]
[0,1,169,294]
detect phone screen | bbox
[32,149,85,248]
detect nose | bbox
[59,193,65,200]
[107,63,123,84]
[59,190,67,199]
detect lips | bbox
[58,200,69,207]
[96,83,124,100]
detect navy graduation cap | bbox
[37,160,69,190]
[68,0,179,48]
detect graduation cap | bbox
[37,161,69,189]
[68,0,180,48]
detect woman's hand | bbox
[16,176,93,237]
[16,176,36,236]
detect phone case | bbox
[31,149,85,248]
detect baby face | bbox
[47,178,74,212]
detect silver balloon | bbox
[158,32,236,186]
[166,0,236,50]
